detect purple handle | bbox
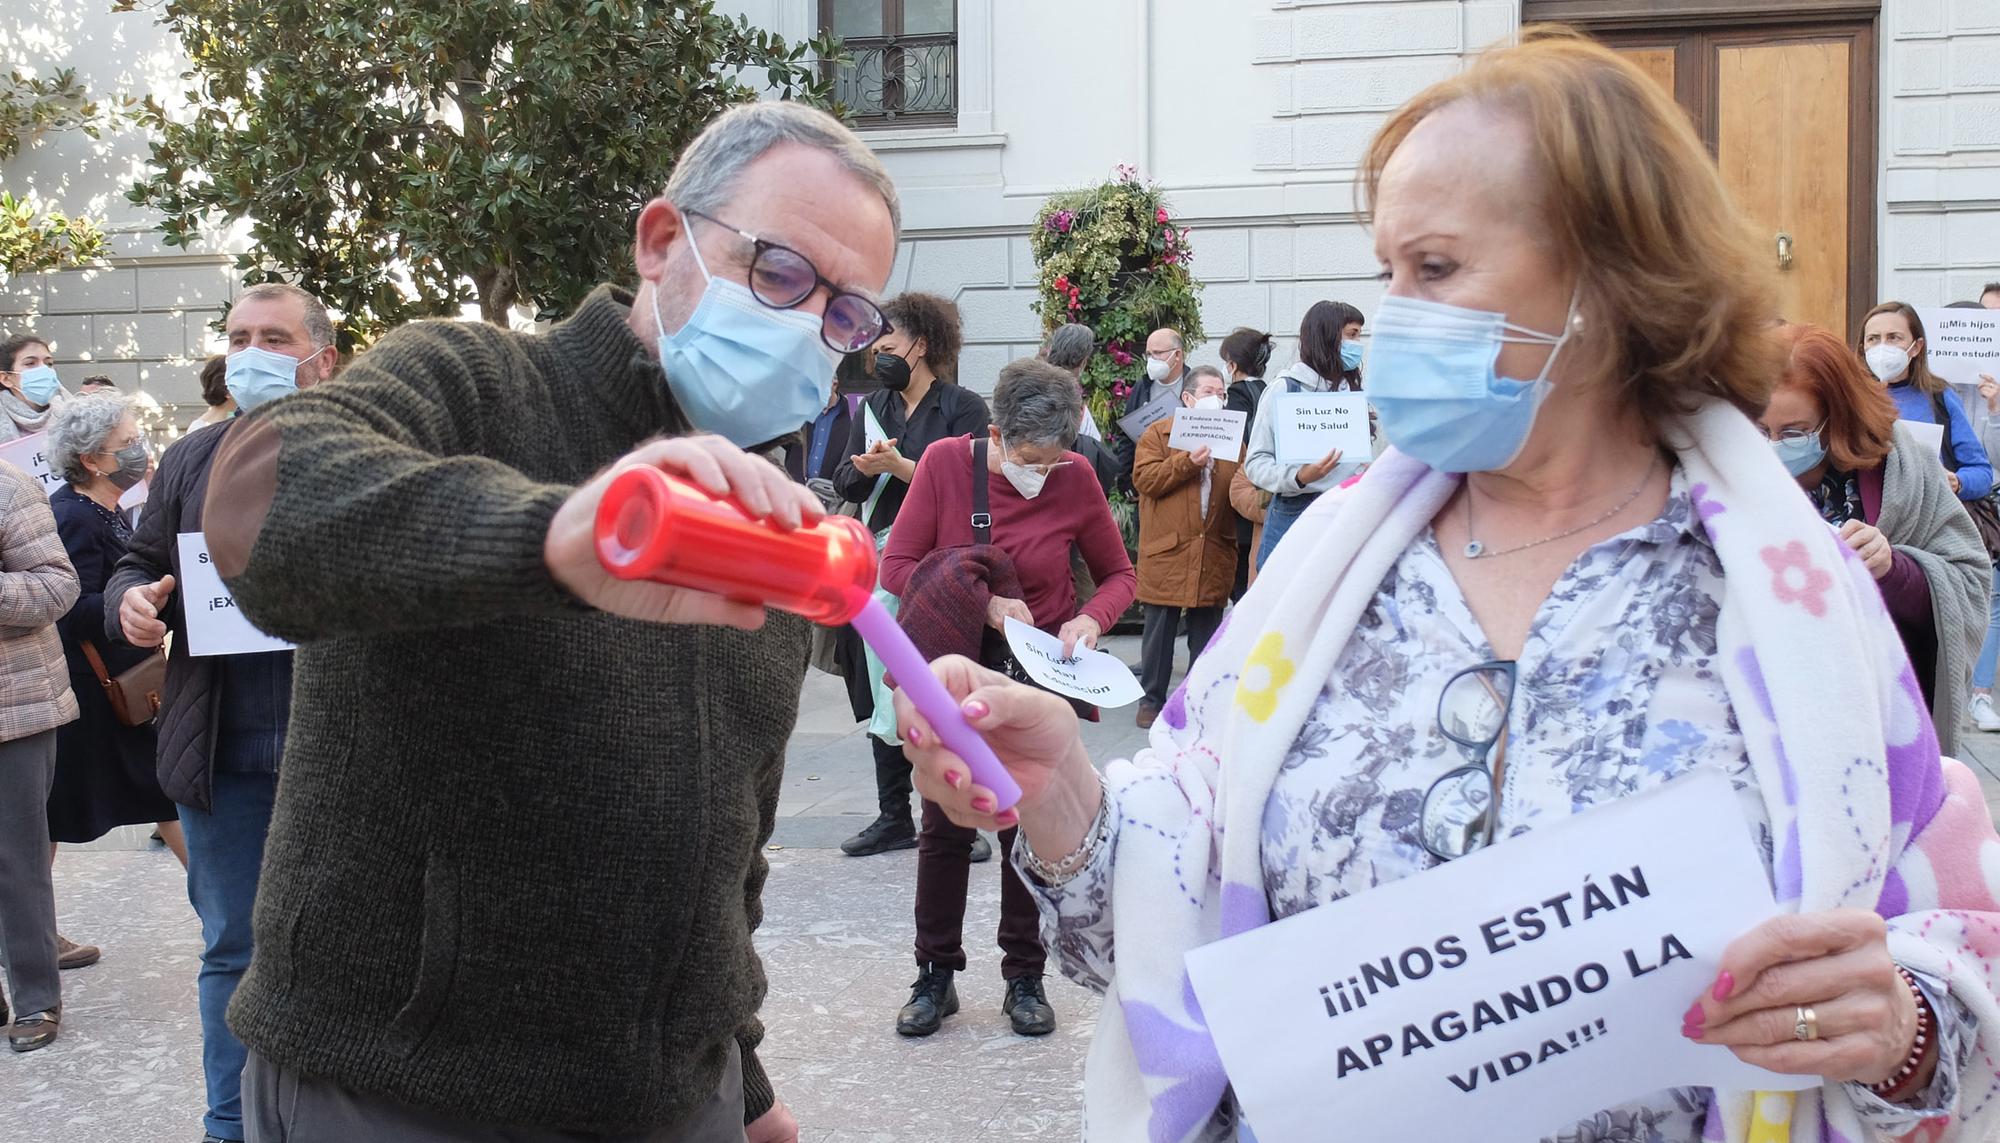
[850,598,1023,811]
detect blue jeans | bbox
[1256,490,1321,570]
[179,771,277,1141]
[1978,566,2000,690]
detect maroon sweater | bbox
[882,435,1136,634]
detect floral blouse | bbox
[1023,471,1967,1142]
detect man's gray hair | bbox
[667,101,901,241]
[237,282,336,350]
[992,359,1084,450]
[1043,324,1094,372]
[1183,363,1225,395]
[48,392,133,485]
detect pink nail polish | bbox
[971,795,995,813]
[1683,1002,1704,1026]
[961,699,989,720]
[906,725,925,746]
[1682,1021,1703,1040]
[1711,971,1734,1001]
[945,771,965,790]
[995,810,1019,828]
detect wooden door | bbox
[1599,21,1876,338]
[1715,40,1851,334]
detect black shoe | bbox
[8,1007,58,1052]
[1003,974,1057,1036]
[896,962,959,1037]
[969,833,993,863]
[840,813,917,857]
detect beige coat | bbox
[0,460,79,743]
[1133,417,1239,608]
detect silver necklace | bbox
[1461,461,1659,560]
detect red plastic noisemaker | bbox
[594,465,878,625]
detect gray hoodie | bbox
[1242,362,1371,496]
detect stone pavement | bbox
[8,633,2000,1142]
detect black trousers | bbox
[913,799,1045,979]
[871,734,914,820]
[1139,603,1225,708]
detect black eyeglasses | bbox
[1420,660,1518,861]
[682,209,889,354]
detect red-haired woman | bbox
[1759,323,1988,753]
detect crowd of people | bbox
[3,24,2000,1143]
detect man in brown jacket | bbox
[1132,364,1239,727]
[0,457,80,1050]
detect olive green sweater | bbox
[206,286,806,1133]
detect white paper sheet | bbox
[1272,391,1371,464]
[1185,770,1815,1143]
[1166,408,1247,457]
[0,431,61,498]
[1001,616,1144,708]
[1918,307,2000,389]
[1899,418,1946,458]
[176,533,294,657]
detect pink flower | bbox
[1156,207,1170,224]
[1762,541,1833,618]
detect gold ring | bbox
[1793,1005,1818,1042]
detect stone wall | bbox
[1881,0,2000,304]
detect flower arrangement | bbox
[1030,164,1205,452]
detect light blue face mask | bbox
[652,229,839,448]
[227,344,326,412]
[15,364,61,406]
[1771,431,1826,478]
[1339,340,1364,373]
[1364,292,1579,474]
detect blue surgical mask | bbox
[1339,340,1363,373]
[652,233,839,448]
[227,344,326,412]
[1771,432,1825,478]
[1364,292,1578,473]
[16,364,61,406]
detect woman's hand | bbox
[986,595,1034,631]
[1687,909,1932,1090]
[1979,372,1998,416]
[851,438,903,478]
[1295,448,1343,486]
[1838,520,1893,581]
[895,654,1099,843]
[1058,614,1102,657]
[1948,471,1963,494]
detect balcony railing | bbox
[828,36,957,126]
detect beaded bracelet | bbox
[1020,770,1110,887]
[1867,967,1935,1103]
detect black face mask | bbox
[873,352,913,392]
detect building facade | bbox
[3,0,1996,414]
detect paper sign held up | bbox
[1898,418,1946,459]
[1117,385,1182,444]
[1185,770,1812,1143]
[1001,617,1144,708]
[1919,307,2000,389]
[176,533,294,657]
[1273,391,1370,464]
[1167,408,1247,457]
[0,431,63,498]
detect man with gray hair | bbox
[193,101,898,1142]
[103,279,334,1143]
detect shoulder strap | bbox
[1932,392,1960,469]
[80,640,115,689]
[971,438,992,544]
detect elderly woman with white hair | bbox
[44,394,181,876]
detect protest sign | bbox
[0,431,62,497]
[176,533,293,657]
[1273,391,1370,464]
[1116,384,1182,444]
[1898,418,1945,458]
[1185,770,1813,1143]
[1002,617,1144,708]
[1167,407,1247,457]
[1919,307,2000,388]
